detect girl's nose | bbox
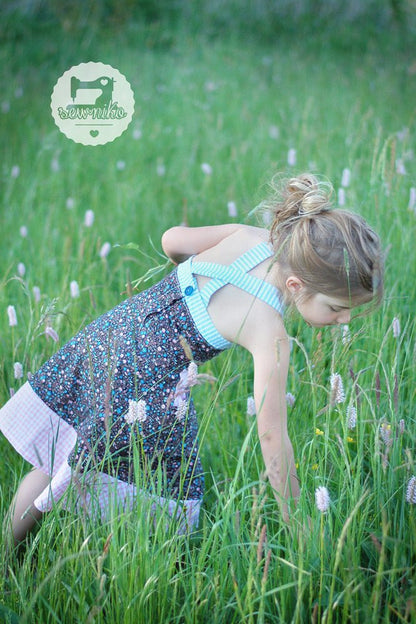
[337,310,351,324]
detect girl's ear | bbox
[285,276,304,294]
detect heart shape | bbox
[100,78,108,86]
[90,130,99,137]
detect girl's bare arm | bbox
[249,325,299,521]
[161,224,244,263]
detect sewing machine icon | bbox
[68,75,114,109]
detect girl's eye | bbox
[329,306,339,312]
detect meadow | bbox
[0,8,415,623]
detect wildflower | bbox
[99,242,111,259]
[338,188,346,206]
[204,80,217,91]
[227,201,237,218]
[347,436,354,443]
[312,463,319,471]
[396,158,406,175]
[342,324,351,344]
[66,197,75,209]
[17,262,26,277]
[14,362,23,379]
[201,163,212,175]
[51,156,60,172]
[392,317,401,338]
[125,399,147,424]
[175,397,188,422]
[347,405,357,429]
[156,160,166,176]
[15,86,23,98]
[286,392,295,407]
[33,286,41,303]
[186,361,198,387]
[380,422,392,446]
[20,225,28,238]
[287,148,296,167]
[315,486,330,512]
[84,210,94,227]
[406,476,416,504]
[330,373,345,405]
[11,165,20,179]
[173,361,216,409]
[1,101,10,113]
[341,168,351,187]
[399,419,405,434]
[45,326,59,342]
[116,160,126,171]
[396,127,409,141]
[408,187,416,212]
[268,125,279,139]
[133,128,142,140]
[70,280,80,298]
[315,428,324,436]
[7,305,17,327]
[247,396,256,416]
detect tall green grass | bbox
[0,17,415,623]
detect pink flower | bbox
[268,125,279,139]
[20,225,28,238]
[99,242,111,259]
[7,305,17,327]
[285,392,295,407]
[11,165,20,179]
[45,326,59,342]
[396,158,406,175]
[380,422,392,447]
[156,160,166,176]
[287,149,296,167]
[125,399,147,424]
[408,188,416,212]
[227,201,237,217]
[330,373,345,405]
[341,168,351,187]
[174,398,188,422]
[14,362,23,379]
[173,361,215,408]
[392,317,400,338]
[51,156,60,172]
[315,486,330,512]
[201,163,212,175]
[347,405,357,429]
[406,476,416,504]
[33,286,41,303]
[84,210,94,227]
[247,396,256,416]
[338,188,346,206]
[17,262,26,277]
[70,281,80,298]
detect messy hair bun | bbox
[261,172,384,311]
[265,173,333,239]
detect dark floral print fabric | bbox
[29,270,224,500]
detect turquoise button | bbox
[184,286,194,296]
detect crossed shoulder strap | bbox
[190,242,284,315]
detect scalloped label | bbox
[51,62,135,145]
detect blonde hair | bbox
[262,173,384,310]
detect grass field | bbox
[0,9,415,623]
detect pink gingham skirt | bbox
[0,382,201,531]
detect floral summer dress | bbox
[0,242,283,529]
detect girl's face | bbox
[295,293,352,328]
